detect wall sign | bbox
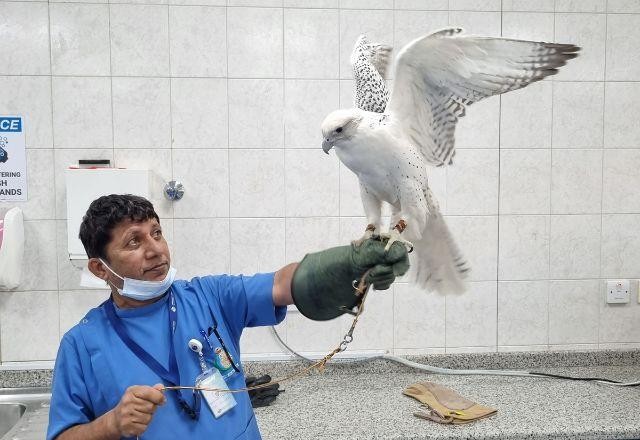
[0,116,27,201]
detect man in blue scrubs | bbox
[48,194,409,440]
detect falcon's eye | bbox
[336,127,343,133]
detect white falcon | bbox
[322,28,579,294]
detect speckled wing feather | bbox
[386,27,580,166]
[350,35,392,113]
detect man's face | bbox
[102,218,170,286]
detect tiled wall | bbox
[1,0,639,365]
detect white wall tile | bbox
[608,0,640,12]
[549,280,599,345]
[230,0,282,5]
[285,216,341,261]
[604,82,640,148]
[110,5,169,76]
[500,82,552,149]
[601,214,640,278]
[114,149,173,218]
[448,11,501,36]
[285,149,339,216]
[52,77,113,149]
[498,280,548,346]
[445,281,497,348]
[285,312,351,353]
[50,4,110,76]
[606,14,640,80]
[338,215,367,242]
[599,282,640,343]
[284,0,337,6]
[283,0,340,8]
[0,291,59,362]
[394,0,447,10]
[339,9,393,79]
[0,76,52,149]
[0,149,55,220]
[229,149,285,217]
[171,78,228,148]
[59,290,109,336]
[340,0,392,8]
[554,14,606,81]
[240,323,287,356]
[447,149,499,215]
[449,0,500,11]
[172,218,230,279]
[19,220,58,291]
[394,283,445,349]
[285,80,339,148]
[112,78,171,149]
[498,215,549,280]
[229,218,285,275]
[394,10,449,51]
[169,6,227,77]
[172,149,230,218]
[502,0,554,11]
[49,0,107,4]
[284,9,339,79]
[500,149,551,215]
[227,7,283,78]
[501,12,554,40]
[446,216,497,282]
[53,148,114,219]
[552,82,604,148]
[0,2,49,75]
[551,149,602,214]
[228,79,284,148]
[556,0,605,12]
[454,98,500,148]
[603,149,640,213]
[549,215,601,279]
[170,0,225,5]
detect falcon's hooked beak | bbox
[322,138,334,154]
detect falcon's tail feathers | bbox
[408,214,470,295]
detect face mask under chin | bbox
[99,259,177,301]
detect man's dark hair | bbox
[79,194,160,259]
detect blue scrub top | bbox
[47,272,286,440]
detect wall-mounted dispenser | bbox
[0,207,24,290]
[66,167,149,260]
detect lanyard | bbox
[104,290,200,420]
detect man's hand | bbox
[108,384,166,437]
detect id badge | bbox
[196,367,237,418]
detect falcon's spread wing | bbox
[386,28,580,167]
[351,35,392,113]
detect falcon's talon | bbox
[380,229,414,253]
[352,227,376,247]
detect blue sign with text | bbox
[0,117,22,132]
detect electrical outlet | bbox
[606,280,630,304]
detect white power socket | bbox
[606,280,630,304]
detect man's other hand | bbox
[108,383,166,437]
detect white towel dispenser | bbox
[65,168,149,260]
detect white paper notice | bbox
[0,116,27,202]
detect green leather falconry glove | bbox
[291,238,410,321]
